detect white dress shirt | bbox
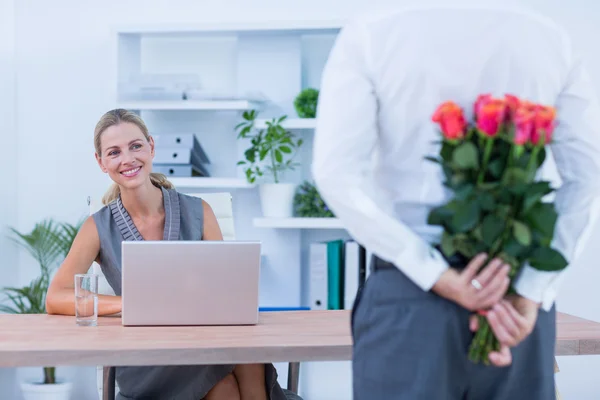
[312,1,600,311]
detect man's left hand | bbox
[470,294,539,347]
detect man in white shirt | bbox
[312,2,600,399]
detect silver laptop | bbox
[121,240,261,326]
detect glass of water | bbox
[74,274,98,326]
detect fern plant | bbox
[1,217,84,384]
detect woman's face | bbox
[95,122,155,191]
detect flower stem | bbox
[526,145,541,181]
[477,136,494,184]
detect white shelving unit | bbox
[114,20,344,311]
[169,177,255,189]
[255,118,317,130]
[117,100,259,111]
[253,217,343,229]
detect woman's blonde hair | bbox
[94,108,174,205]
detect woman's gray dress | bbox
[92,186,290,400]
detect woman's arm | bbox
[46,216,122,316]
[202,200,224,241]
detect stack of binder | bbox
[308,239,371,311]
[151,133,210,178]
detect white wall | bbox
[0,0,19,397]
[4,0,600,399]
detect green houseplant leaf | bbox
[1,217,83,384]
[293,88,319,118]
[235,110,303,184]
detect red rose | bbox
[476,100,506,137]
[474,94,492,118]
[432,101,466,140]
[514,108,534,145]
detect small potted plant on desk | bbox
[1,218,83,400]
[236,110,303,218]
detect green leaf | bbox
[236,161,246,165]
[512,220,532,246]
[525,203,558,238]
[502,167,528,185]
[245,148,256,163]
[424,156,441,164]
[488,159,504,178]
[453,142,479,169]
[259,148,269,161]
[275,150,283,163]
[454,184,474,201]
[440,141,455,162]
[478,192,496,211]
[523,181,553,212]
[481,214,505,247]
[279,145,292,154]
[427,205,453,226]
[451,200,480,233]
[441,232,455,257]
[502,237,529,259]
[528,247,568,272]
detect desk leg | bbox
[554,358,562,400]
[103,366,116,400]
[287,362,300,394]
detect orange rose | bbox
[532,105,556,145]
[432,101,466,140]
[476,100,506,137]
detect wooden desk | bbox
[0,310,599,399]
[0,310,352,368]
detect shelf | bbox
[253,217,344,229]
[117,100,258,111]
[169,177,255,189]
[114,20,344,36]
[255,118,317,130]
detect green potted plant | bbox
[1,218,83,400]
[293,88,319,119]
[236,110,303,217]
[293,181,335,218]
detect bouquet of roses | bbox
[427,94,568,364]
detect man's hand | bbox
[489,295,539,346]
[469,294,540,366]
[431,253,510,311]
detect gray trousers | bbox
[351,257,556,400]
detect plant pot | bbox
[259,183,296,218]
[20,380,73,400]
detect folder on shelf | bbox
[308,242,328,311]
[152,133,210,164]
[308,239,371,311]
[343,240,367,310]
[152,163,209,178]
[327,240,344,310]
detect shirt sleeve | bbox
[311,20,450,291]
[512,35,600,311]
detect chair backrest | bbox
[88,191,235,297]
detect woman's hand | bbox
[431,253,511,311]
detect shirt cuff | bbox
[512,264,559,311]
[394,245,449,291]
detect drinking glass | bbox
[74,273,98,326]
